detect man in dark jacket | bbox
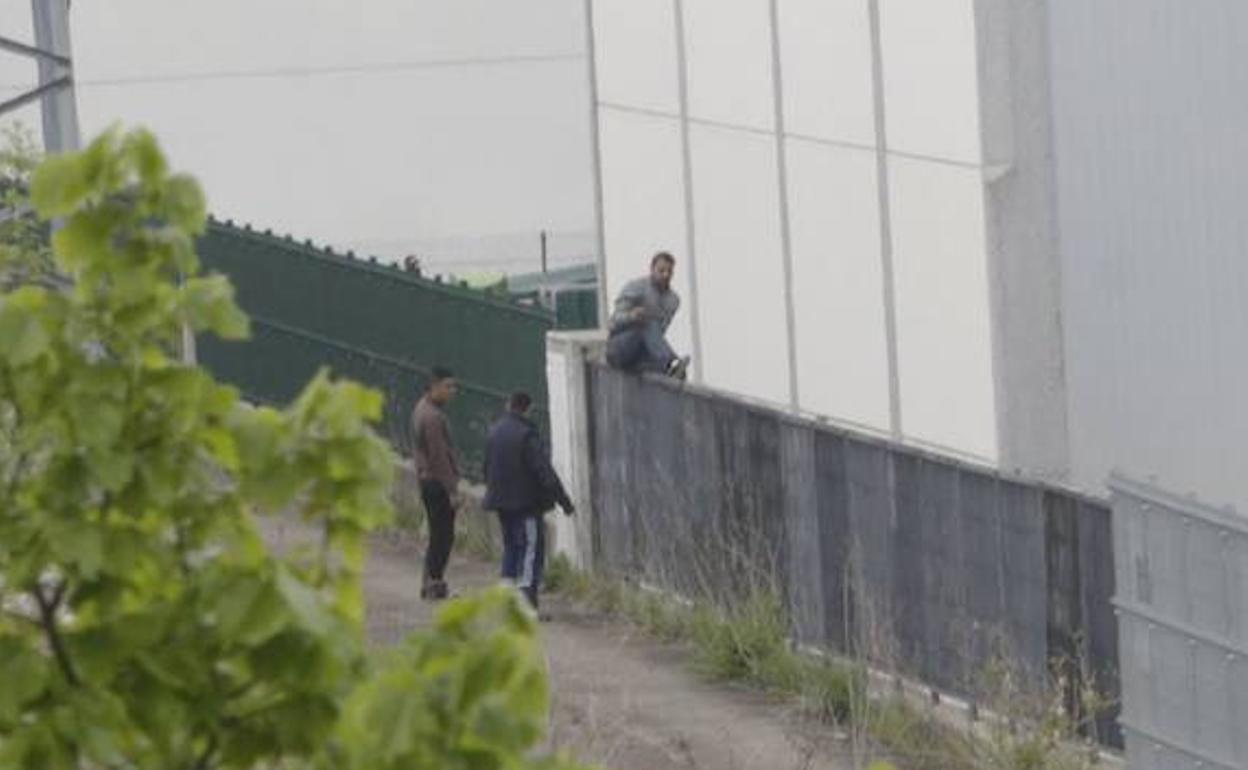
[483,392,574,609]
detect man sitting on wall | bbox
[605,251,690,380]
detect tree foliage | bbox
[0,123,54,289]
[0,127,592,770]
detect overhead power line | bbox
[71,52,587,88]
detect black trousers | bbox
[420,481,456,582]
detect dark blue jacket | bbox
[483,412,573,514]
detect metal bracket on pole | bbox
[0,34,71,67]
[0,74,72,118]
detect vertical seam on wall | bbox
[673,0,705,381]
[768,0,801,411]
[581,0,611,328]
[974,0,1013,470]
[867,0,904,440]
[1037,0,1075,479]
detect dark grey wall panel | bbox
[587,366,1119,746]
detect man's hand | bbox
[629,306,647,322]
[561,501,575,516]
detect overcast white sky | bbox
[1,0,596,273]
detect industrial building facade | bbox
[584,3,1248,765]
[586,0,1248,517]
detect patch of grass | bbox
[454,506,501,561]
[863,697,976,770]
[555,570,860,725]
[543,553,586,596]
[545,562,1107,770]
[688,592,792,687]
[796,657,857,724]
[620,587,690,642]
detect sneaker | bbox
[666,355,691,381]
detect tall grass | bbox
[546,556,1110,770]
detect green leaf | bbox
[123,128,166,185]
[50,208,116,272]
[177,274,248,339]
[276,567,334,636]
[162,174,207,233]
[0,636,48,723]
[0,289,50,365]
[51,522,106,580]
[213,573,290,647]
[91,450,136,493]
[29,151,89,218]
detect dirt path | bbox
[264,518,857,770]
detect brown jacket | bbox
[412,396,460,491]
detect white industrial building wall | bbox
[890,158,995,459]
[778,0,889,429]
[786,139,890,429]
[597,109,696,362]
[1049,0,1248,515]
[590,0,1000,460]
[777,0,875,147]
[878,0,995,459]
[591,0,695,363]
[688,124,790,403]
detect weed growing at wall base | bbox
[547,560,1108,770]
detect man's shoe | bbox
[666,355,691,381]
[420,579,449,601]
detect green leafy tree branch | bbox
[0,126,594,770]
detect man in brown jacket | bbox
[412,366,461,599]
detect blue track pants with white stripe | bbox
[497,510,545,609]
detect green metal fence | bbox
[195,218,555,479]
[553,287,598,330]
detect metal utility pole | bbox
[0,0,80,153]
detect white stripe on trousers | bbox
[519,517,539,589]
